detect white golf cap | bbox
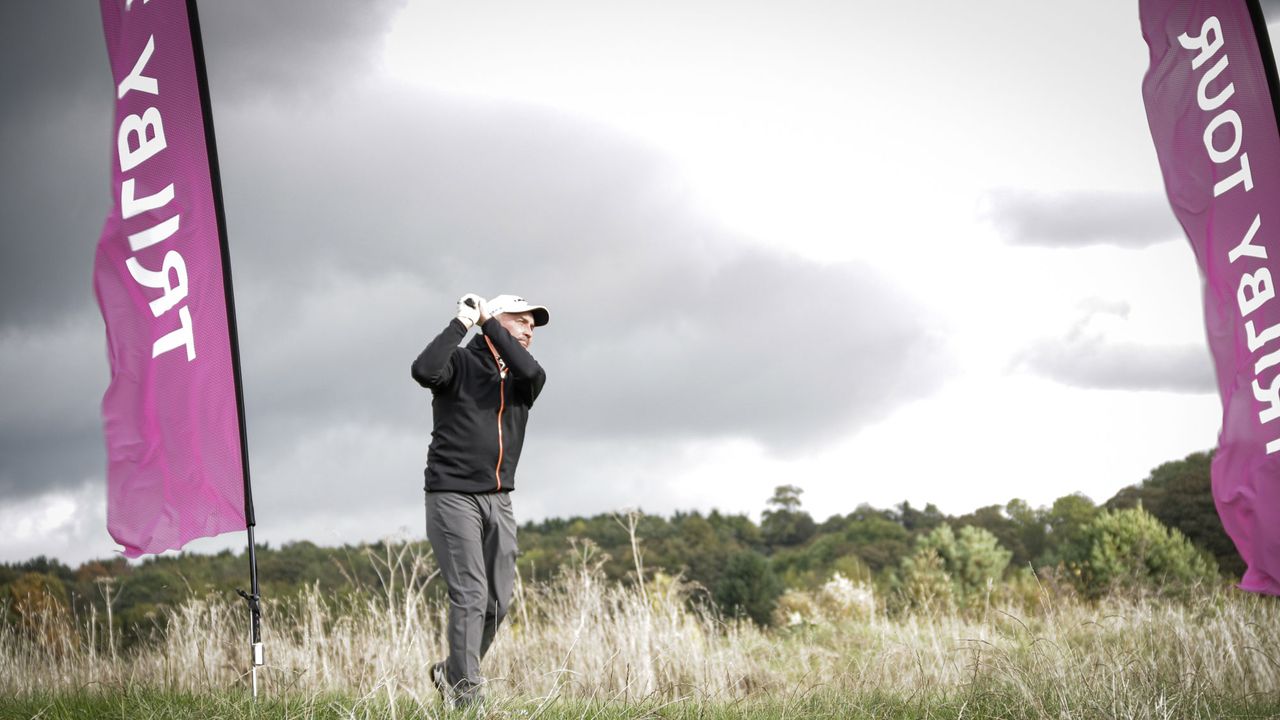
[487,294,550,326]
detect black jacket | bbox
[411,318,546,493]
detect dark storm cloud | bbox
[0,0,411,499]
[0,3,108,112]
[0,112,109,326]
[0,0,404,327]
[0,8,106,487]
[0,3,112,327]
[0,314,108,498]
[206,85,950,450]
[0,83,949,501]
[986,190,1183,249]
[197,0,406,105]
[0,3,948,514]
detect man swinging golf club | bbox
[411,293,549,709]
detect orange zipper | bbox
[485,336,507,491]
[495,376,505,491]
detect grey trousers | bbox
[425,490,517,697]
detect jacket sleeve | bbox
[481,318,547,403]
[411,319,468,390]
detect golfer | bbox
[411,293,549,708]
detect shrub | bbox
[901,546,955,612]
[773,572,876,626]
[713,550,783,626]
[1078,506,1219,598]
[774,588,821,627]
[901,524,1012,610]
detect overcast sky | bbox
[2,1,1278,565]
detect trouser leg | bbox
[479,493,518,659]
[425,491,486,697]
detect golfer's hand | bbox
[477,297,492,325]
[456,293,482,329]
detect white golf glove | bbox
[455,293,482,329]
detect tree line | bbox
[1,450,1240,639]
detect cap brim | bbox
[530,307,549,327]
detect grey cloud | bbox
[0,5,949,521]
[509,435,761,528]
[985,190,1183,249]
[0,4,121,495]
[1013,304,1214,393]
[0,0,404,327]
[1016,338,1214,393]
[0,482,110,567]
[208,86,950,450]
[0,313,109,499]
[198,0,406,105]
[1076,297,1131,319]
[0,0,412,111]
[0,2,112,327]
[0,85,950,504]
[0,112,110,326]
[535,251,946,447]
[0,3,110,115]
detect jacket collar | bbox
[468,332,508,377]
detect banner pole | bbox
[183,0,264,695]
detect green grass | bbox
[4,687,1280,720]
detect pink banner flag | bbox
[96,0,248,557]
[1140,0,1280,594]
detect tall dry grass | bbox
[2,539,1278,717]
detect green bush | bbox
[900,546,954,612]
[713,550,783,626]
[1105,451,1244,576]
[901,524,1011,610]
[1078,506,1219,597]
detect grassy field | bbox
[5,687,1278,720]
[3,544,1279,719]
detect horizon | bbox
[3,453,1194,570]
